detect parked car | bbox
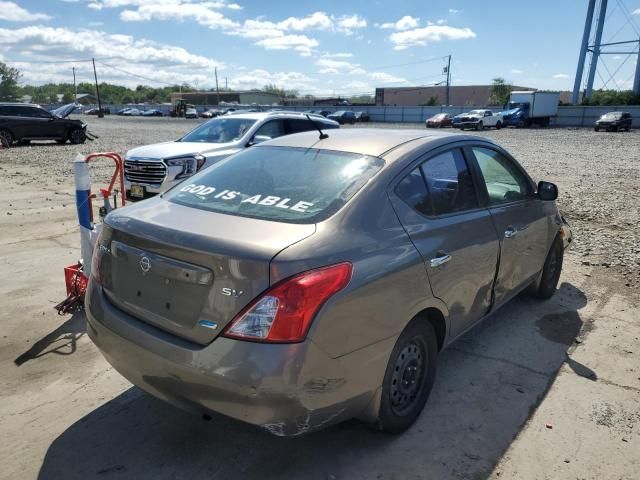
[457,109,503,130]
[317,110,331,117]
[141,109,164,117]
[85,107,111,115]
[88,128,572,437]
[425,113,452,128]
[123,108,142,116]
[354,111,370,122]
[328,110,356,124]
[123,111,339,199]
[201,109,222,119]
[185,106,198,119]
[0,102,86,145]
[451,112,468,128]
[594,111,632,132]
[116,108,132,115]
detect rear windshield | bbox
[165,146,384,224]
[180,117,256,143]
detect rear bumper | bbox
[85,280,375,436]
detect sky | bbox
[1,0,639,96]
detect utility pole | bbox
[92,58,104,118]
[445,55,451,106]
[214,67,220,105]
[72,66,77,102]
[225,77,228,91]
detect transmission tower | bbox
[572,0,640,104]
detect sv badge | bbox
[221,288,244,297]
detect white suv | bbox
[124,111,339,199]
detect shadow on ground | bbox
[14,311,86,366]
[38,282,589,480]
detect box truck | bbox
[501,91,560,127]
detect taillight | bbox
[223,262,352,343]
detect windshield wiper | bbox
[305,114,329,140]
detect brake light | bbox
[223,262,352,343]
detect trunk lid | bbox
[100,198,315,345]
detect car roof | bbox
[224,111,336,121]
[259,128,476,157]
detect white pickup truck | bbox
[457,109,503,130]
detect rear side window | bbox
[396,149,478,216]
[421,150,478,215]
[166,146,384,224]
[286,118,316,134]
[472,147,532,205]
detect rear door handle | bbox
[430,253,452,268]
[504,226,518,239]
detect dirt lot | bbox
[1,117,639,479]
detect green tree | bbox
[0,61,21,101]
[489,77,512,106]
[426,95,439,106]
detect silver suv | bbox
[124,111,339,199]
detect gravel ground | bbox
[2,116,639,289]
[1,117,639,479]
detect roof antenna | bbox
[305,114,329,140]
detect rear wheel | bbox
[0,129,13,147]
[476,121,484,131]
[531,236,563,299]
[594,127,599,132]
[496,121,502,130]
[69,129,86,144]
[376,320,437,433]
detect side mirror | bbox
[247,134,271,147]
[538,181,558,201]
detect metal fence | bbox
[76,104,640,127]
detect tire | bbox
[531,236,563,299]
[376,320,438,434]
[517,120,525,128]
[0,129,13,147]
[69,129,86,144]
[594,127,599,132]
[496,121,502,130]
[476,121,484,131]
[56,139,67,144]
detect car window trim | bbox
[464,143,538,208]
[391,144,485,220]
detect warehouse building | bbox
[375,85,536,106]
[170,90,281,106]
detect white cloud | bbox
[511,69,523,74]
[120,3,239,29]
[88,0,242,10]
[390,25,476,49]
[336,14,367,35]
[0,25,223,73]
[277,11,332,31]
[0,1,51,21]
[322,52,352,58]
[379,15,419,30]
[228,68,313,92]
[255,34,318,53]
[369,72,407,84]
[552,73,569,79]
[449,9,460,14]
[315,57,365,75]
[633,8,640,15]
[88,21,104,26]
